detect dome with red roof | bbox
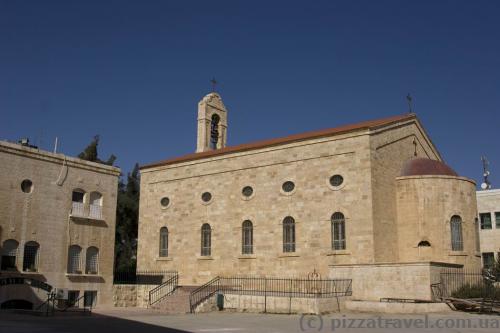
[400,158,458,177]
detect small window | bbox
[282,181,295,193]
[85,247,99,274]
[159,227,169,257]
[283,216,295,252]
[23,241,40,272]
[1,239,19,271]
[450,215,463,251]
[329,175,344,187]
[201,192,212,203]
[495,212,500,229]
[242,220,253,254]
[417,240,431,247]
[160,197,170,207]
[67,291,80,307]
[201,224,211,256]
[480,213,492,230]
[84,291,97,307]
[89,192,102,206]
[89,192,103,219]
[482,252,495,269]
[67,245,82,274]
[72,190,85,203]
[21,180,33,193]
[331,212,346,250]
[242,186,253,198]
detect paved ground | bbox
[1,308,500,333]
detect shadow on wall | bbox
[66,275,105,283]
[0,283,48,310]
[0,312,192,333]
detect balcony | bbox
[70,202,104,221]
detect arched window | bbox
[159,227,169,257]
[331,212,346,250]
[283,216,295,253]
[242,220,253,254]
[89,192,103,219]
[1,239,19,271]
[71,189,86,217]
[210,114,220,149]
[67,245,82,274]
[451,215,463,251]
[85,247,99,274]
[201,224,211,256]
[23,241,40,272]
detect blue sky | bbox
[1,0,499,187]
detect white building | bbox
[477,189,500,268]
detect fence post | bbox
[264,278,267,313]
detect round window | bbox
[201,192,212,202]
[21,179,33,193]
[160,197,170,207]
[329,175,344,187]
[282,181,295,193]
[242,186,253,197]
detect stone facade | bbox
[477,189,500,267]
[137,93,480,301]
[328,261,460,301]
[112,284,151,308]
[0,140,120,307]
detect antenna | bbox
[54,137,58,154]
[481,156,492,190]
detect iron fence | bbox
[439,267,500,299]
[189,275,352,313]
[113,270,177,285]
[149,273,179,305]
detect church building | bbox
[137,93,480,300]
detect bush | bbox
[451,283,500,299]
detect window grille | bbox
[201,224,211,256]
[451,215,463,251]
[283,216,296,252]
[331,212,346,250]
[242,220,253,254]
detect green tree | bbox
[114,163,140,272]
[78,135,116,166]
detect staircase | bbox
[151,286,199,314]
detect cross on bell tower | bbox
[210,77,217,92]
[407,93,414,114]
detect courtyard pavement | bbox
[1,307,500,333]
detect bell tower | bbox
[196,92,228,153]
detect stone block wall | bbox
[329,261,461,301]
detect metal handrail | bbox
[189,277,221,313]
[61,294,92,313]
[189,276,352,313]
[149,273,179,306]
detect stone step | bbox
[150,285,200,314]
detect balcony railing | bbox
[71,202,85,217]
[89,204,102,220]
[71,202,104,221]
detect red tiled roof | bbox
[141,113,416,170]
[400,158,458,177]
